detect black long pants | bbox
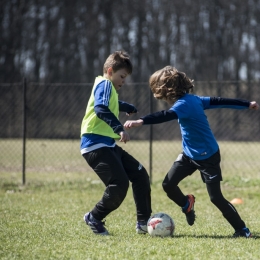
[83,145,152,222]
[162,151,246,230]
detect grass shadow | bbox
[173,233,260,239]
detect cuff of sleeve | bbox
[140,117,147,124]
[114,125,124,134]
[126,106,137,114]
[131,107,137,113]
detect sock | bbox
[182,198,189,212]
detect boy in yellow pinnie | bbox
[81,51,152,235]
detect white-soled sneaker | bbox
[136,221,148,234]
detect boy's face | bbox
[107,68,129,91]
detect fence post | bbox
[149,89,153,184]
[22,78,27,185]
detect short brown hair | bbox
[103,51,133,74]
[149,66,194,102]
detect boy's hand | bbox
[124,119,144,129]
[249,101,259,110]
[119,131,130,143]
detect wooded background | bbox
[1,0,260,83]
[1,1,260,183]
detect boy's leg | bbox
[117,146,152,223]
[197,150,251,237]
[206,182,246,230]
[162,153,197,225]
[83,147,129,221]
[162,153,196,206]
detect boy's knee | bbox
[162,181,170,193]
[131,167,150,187]
[103,184,128,209]
[140,169,150,186]
[209,193,224,207]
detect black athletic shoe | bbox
[233,227,252,238]
[83,212,109,235]
[182,194,196,226]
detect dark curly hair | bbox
[149,66,194,103]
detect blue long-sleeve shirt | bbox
[141,94,249,160]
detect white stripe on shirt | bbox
[102,80,111,106]
[80,142,116,155]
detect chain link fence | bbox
[1,80,260,184]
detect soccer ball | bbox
[147,212,175,237]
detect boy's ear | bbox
[107,67,113,76]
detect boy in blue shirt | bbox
[80,51,151,235]
[124,66,259,238]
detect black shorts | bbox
[168,150,222,184]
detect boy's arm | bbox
[141,110,178,124]
[208,97,250,109]
[95,105,130,143]
[94,81,124,134]
[94,105,124,134]
[124,110,178,128]
[118,100,138,115]
[202,97,259,110]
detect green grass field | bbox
[1,140,260,259]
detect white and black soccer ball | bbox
[147,212,175,237]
